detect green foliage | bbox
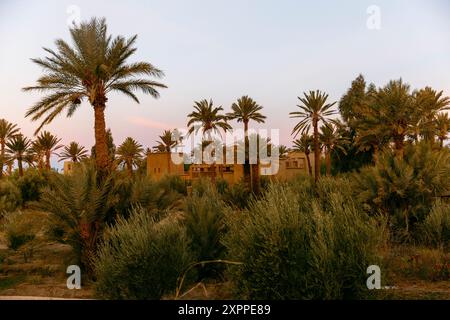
[2,211,36,250]
[223,178,383,299]
[94,207,194,299]
[353,143,450,241]
[0,179,22,213]
[184,185,226,278]
[421,200,450,249]
[14,168,49,203]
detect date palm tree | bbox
[319,124,348,175]
[116,137,144,176]
[227,95,266,193]
[292,134,313,176]
[59,142,89,163]
[290,90,337,182]
[435,113,450,147]
[413,87,450,142]
[6,135,31,176]
[23,17,166,178]
[153,129,182,152]
[187,99,231,182]
[33,131,62,170]
[0,119,20,178]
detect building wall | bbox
[147,152,185,181]
[63,161,74,175]
[147,151,313,184]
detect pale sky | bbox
[0,0,449,169]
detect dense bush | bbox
[0,180,22,213]
[353,143,450,241]
[223,179,384,299]
[94,206,194,299]
[2,211,36,250]
[421,200,450,249]
[14,169,50,203]
[184,184,226,278]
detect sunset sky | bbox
[1,0,449,169]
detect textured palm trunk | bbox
[18,157,23,177]
[45,151,51,170]
[0,141,5,178]
[325,151,331,176]
[305,151,312,176]
[373,144,379,165]
[243,121,251,190]
[94,104,110,179]
[126,159,133,177]
[313,117,320,182]
[394,134,405,159]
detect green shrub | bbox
[94,207,194,299]
[353,143,450,241]
[3,211,36,250]
[223,180,383,300]
[421,200,450,249]
[184,185,226,278]
[0,180,22,213]
[222,181,252,209]
[14,169,49,203]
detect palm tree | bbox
[59,142,89,163]
[6,135,31,176]
[290,90,337,182]
[319,124,348,175]
[292,134,313,176]
[435,113,450,147]
[278,145,290,160]
[116,137,144,176]
[187,99,231,182]
[371,80,414,159]
[33,131,62,170]
[227,95,266,193]
[0,119,20,178]
[413,87,450,142]
[153,129,182,152]
[23,18,167,178]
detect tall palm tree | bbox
[153,129,183,175]
[6,135,31,177]
[59,142,89,163]
[33,131,62,170]
[153,129,182,152]
[23,17,167,178]
[290,90,337,182]
[187,99,231,182]
[435,113,450,147]
[227,95,266,193]
[0,119,20,178]
[292,134,313,176]
[116,137,144,176]
[413,87,450,142]
[319,124,348,175]
[371,80,414,159]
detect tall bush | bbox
[94,207,194,299]
[0,179,22,213]
[223,179,383,299]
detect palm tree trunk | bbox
[0,141,4,179]
[394,135,404,159]
[18,157,23,177]
[243,121,251,189]
[373,144,379,165]
[313,118,320,182]
[45,151,51,170]
[94,104,110,179]
[305,151,312,176]
[127,160,133,177]
[325,151,331,176]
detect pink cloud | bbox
[127,116,180,130]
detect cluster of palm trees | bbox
[10,18,450,188]
[0,119,89,177]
